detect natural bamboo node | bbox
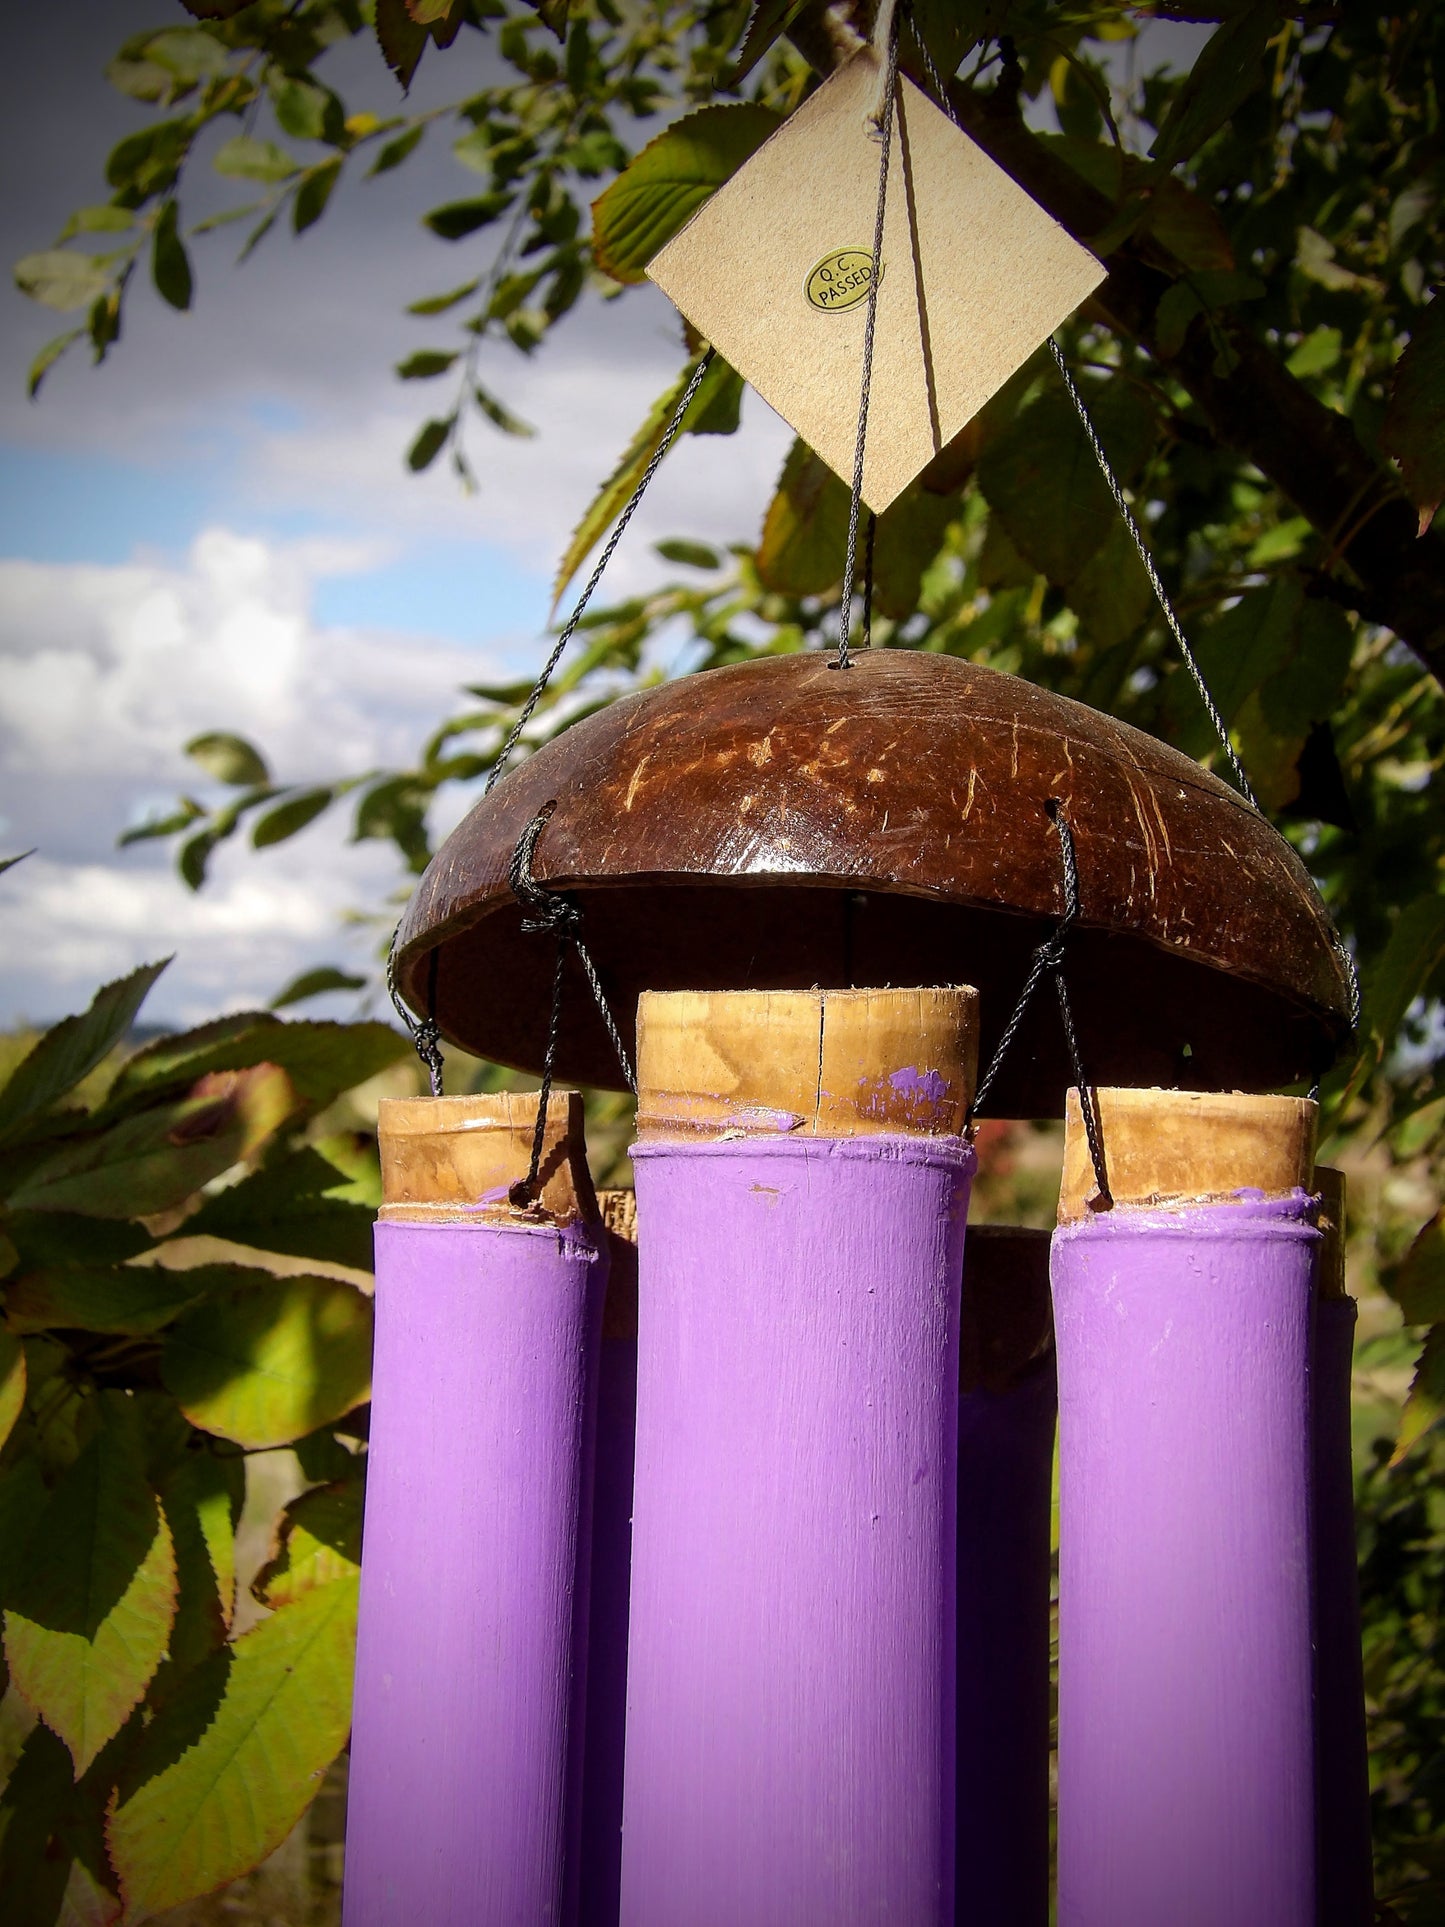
[1314,1165,1349,1301]
[1058,1087,1317,1223]
[378,1091,596,1227]
[635,986,978,1142]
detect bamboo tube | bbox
[955,1224,1056,1927]
[619,988,978,1926]
[344,1094,606,1927]
[1052,1088,1318,1927]
[1311,1168,1374,1927]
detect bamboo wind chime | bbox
[344,13,1373,1927]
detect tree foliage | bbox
[9,0,1445,1915]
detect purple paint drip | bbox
[955,1365,1056,1927]
[619,1134,974,1927]
[344,1218,605,1927]
[1312,1295,1373,1926]
[1052,1192,1319,1927]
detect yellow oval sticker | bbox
[804,247,880,314]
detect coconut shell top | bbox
[392,651,1351,1117]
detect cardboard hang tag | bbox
[648,49,1106,515]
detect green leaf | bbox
[1392,1324,1445,1466]
[14,252,111,314]
[185,731,270,786]
[27,327,85,396]
[1150,7,1278,170]
[1393,1214,1445,1325]
[161,1450,244,1671]
[1365,895,1445,1061]
[107,1575,358,1923]
[272,76,336,143]
[104,1014,408,1113]
[150,200,192,311]
[268,967,367,1011]
[0,960,170,1149]
[162,1274,373,1448]
[396,349,458,379]
[368,121,426,176]
[253,1480,362,1608]
[473,382,536,437]
[406,276,479,315]
[1381,297,1445,536]
[590,103,781,283]
[655,538,722,570]
[183,1148,376,1271]
[250,787,333,848]
[4,1417,177,1776]
[212,135,298,183]
[293,158,342,235]
[1069,517,1155,652]
[0,1332,24,1453]
[756,438,849,596]
[118,797,205,846]
[59,204,133,241]
[979,383,1156,587]
[728,0,811,85]
[9,1065,297,1219]
[423,192,513,240]
[407,416,452,471]
[0,849,34,877]
[1286,325,1342,379]
[0,1261,263,1338]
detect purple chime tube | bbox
[955,1225,1057,1927]
[1311,1168,1374,1927]
[619,988,979,1927]
[1052,1088,1320,1927]
[344,1094,607,1927]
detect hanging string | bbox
[969,800,1111,1206]
[387,932,445,1095]
[485,347,716,795]
[833,4,901,671]
[507,801,637,1205]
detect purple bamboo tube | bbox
[1052,1086,1321,1927]
[579,1196,640,1927]
[1311,1170,1373,1927]
[955,1225,1056,1927]
[345,1095,606,1927]
[618,987,979,1927]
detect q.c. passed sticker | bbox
[804,247,881,314]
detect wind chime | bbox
[342,11,1372,1927]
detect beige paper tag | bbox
[648,49,1106,514]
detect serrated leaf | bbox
[150,201,192,311]
[14,252,111,314]
[185,731,269,786]
[108,1576,358,1922]
[268,967,367,1011]
[250,786,332,848]
[254,1480,362,1608]
[4,1421,177,1776]
[1149,7,1277,170]
[9,1065,297,1219]
[0,960,170,1149]
[0,1261,264,1338]
[0,1332,25,1452]
[591,103,780,284]
[407,416,451,471]
[183,1147,376,1271]
[162,1275,372,1448]
[161,1451,243,1670]
[1381,297,1445,537]
[212,134,297,183]
[728,0,810,85]
[104,1015,408,1113]
[1393,1214,1445,1325]
[1392,1324,1445,1466]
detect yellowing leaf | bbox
[162,1274,373,1448]
[590,103,780,283]
[0,1330,26,1451]
[108,1576,359,1924]
[0,959,170,1149]
[4,1423,177,1776]
[253,1479,363,1608]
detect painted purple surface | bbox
[344,1218,605,1927]
[579,1337,638,1927]
[1313,1295,1373,1927]
[955,1363,1057,1927]
[620,1134,974,1927]
[1052,1193,1319,1927]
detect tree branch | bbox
[786,4,1445,684]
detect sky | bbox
[0,0,794,1031]
[0,6,1209,1038]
